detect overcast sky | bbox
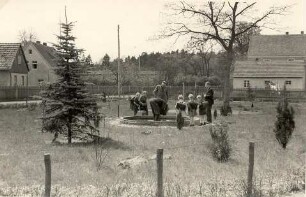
[0,0,305,62]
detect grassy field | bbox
[0,99,305,196]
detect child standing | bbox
[187,94,198,126]
[175,94,187,114]
[197,95,207,125]
[175,94,186,130]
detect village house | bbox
[23,41,58,86]
[0,43,29,86]
[233,32,306,90]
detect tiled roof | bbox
[0,43,21,70]
[248,34,306,57]
[24,42,59,67]
[233,61,305,78]
[33,43,59,67]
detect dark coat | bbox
[139,95,148,111]
[187,101,198,117]
[153,85,168,102]
[198,101,207,115]
[175,101,186,112]
[149,98,168,115]
[129,96,140,111]
[204,88,214,105]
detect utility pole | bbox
[138,55,141,72]
[117,25,120,97]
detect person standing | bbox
[153,81,169,103]
[197,95,206,125]
[187,94,198,126]
[204,81,214,123]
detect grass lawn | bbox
[0,99,305,196]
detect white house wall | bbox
[24,44,57,86]
[233,77,305,90]
[10,73,28,86]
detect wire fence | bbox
[0,85,305,102]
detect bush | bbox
[209,121,231,162]
[220,105,232,116]
[213,109,218,119]
[274,98,295,149]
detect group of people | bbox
[175,81,214,126]
[129,91,149,116]
[129,81,214,125]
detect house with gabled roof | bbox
[233,32,306,90]
[23,41,58,86]
[0,43,29,86]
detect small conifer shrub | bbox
[209,121,231,162]
[274,98,295,149]
[213,109,218,119]
[220,105,232,116]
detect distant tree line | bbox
[79,21,261,87]
[81,50,238,87]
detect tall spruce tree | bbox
[42,11,99,143]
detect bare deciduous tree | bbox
[162,1,289,114]
[188,38,214,77]
[18,29,37,44]
[234,21,261,58]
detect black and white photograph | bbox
[0,0,305,196]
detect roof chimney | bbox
[36,41,41,44]
[43,42,47,46]
[301,31,304,35]
[285,32,289,35]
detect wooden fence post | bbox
[247,142,255,197]
[44,153,51,197]
[117,104,120,118]
[157,149,164,197]
[42,99,46,133]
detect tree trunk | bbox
[222,50,234,115]
[67,116,72,144]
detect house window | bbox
[14,76,17,86]
[18,55,21,65]
[288,58,295,62]
[244,80,250,88]
[285,80,291,85]
[29,49,32,54]
[32,61,37,69]
[22,76,25,86]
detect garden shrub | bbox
[274,98,295,149]
[213,109,218,119]
[220,105,232,116]
[209,121,231,162]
